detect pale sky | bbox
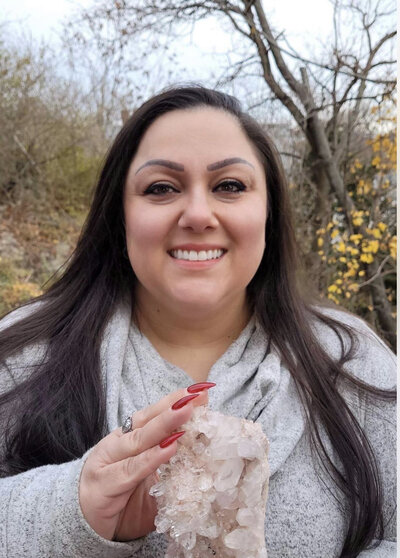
[4,0,334,49]
[2,0,336,112]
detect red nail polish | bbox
[159,431,185,448]
[187,382,216,393]
[171,393,199,410]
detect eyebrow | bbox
[134,157,254,175]
[207,157,255,171]
[135,159,184,174]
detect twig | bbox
[358,255,395,288]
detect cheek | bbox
[124,206,167,250]
[235,207,266,252]
[124,207,169,280]
[231,208,266,283]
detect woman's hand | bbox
[79,385,214,542]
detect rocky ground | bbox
[0,200,84,316]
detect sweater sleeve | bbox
[312,308,396,556]
[357,384,396,557]
[0,452,145,558]
[342,316,396,557]
[358,542,396,557]
[0,308,145,558]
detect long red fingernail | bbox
[187,382,216,393]
[171,393,199,410]
[159,431,185,448]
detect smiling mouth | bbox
[169,249,226,261]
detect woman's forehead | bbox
[132,107,263,168]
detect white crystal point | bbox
[224,527,259,551]
[150,406,269,557]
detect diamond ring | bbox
[121,415,134,434]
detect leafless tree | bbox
[67,0,396,346]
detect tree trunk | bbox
[367,260,396,350]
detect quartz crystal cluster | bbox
[149,406,269,557]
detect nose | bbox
[178,188,219,232]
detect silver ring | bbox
[121,415,134,434]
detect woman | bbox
[0,86,395,557]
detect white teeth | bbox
[170,249,224,261]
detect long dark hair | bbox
[0,85,395,556]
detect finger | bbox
[103,395,198,464]
[99,436,181,497]
[115,386,210,435]
[94,385,212,465]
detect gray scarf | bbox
[99,300,305,476]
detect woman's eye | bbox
[214,180,246,193]
[143,183,177,195]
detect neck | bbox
[133,287,251,350]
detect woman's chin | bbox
[169,293,225,316]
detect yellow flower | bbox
[371,156,381,167]
[316,228,326,235]
[317,237,324,247]
[339,257,347,263]
[377,222,387,232]
[335,279,343,285]
[345,292,351,299]
[328,293,340,305]
[360,253,374,264]
[336,241,346,253]
[371,240,379,253]
[353,217,363,227]
[318,250,324,256]
[362,240,379,254]
[348,283,359,292]
[362,183,372,195]
[350,234,362,245]
[328,284,338,293]
[358,270,365,277]
[363,240,379,253]
[369,228,382,239]
[326,222,334,231]
[389,236,397,260]
[331,229,339,239]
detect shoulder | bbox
[0,301,43,333]
[309,305,396,390]
[0,301,47,392]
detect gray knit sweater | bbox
[0,302,396,558]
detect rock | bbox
[149,406,269,557]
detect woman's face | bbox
[124,107,267,317]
